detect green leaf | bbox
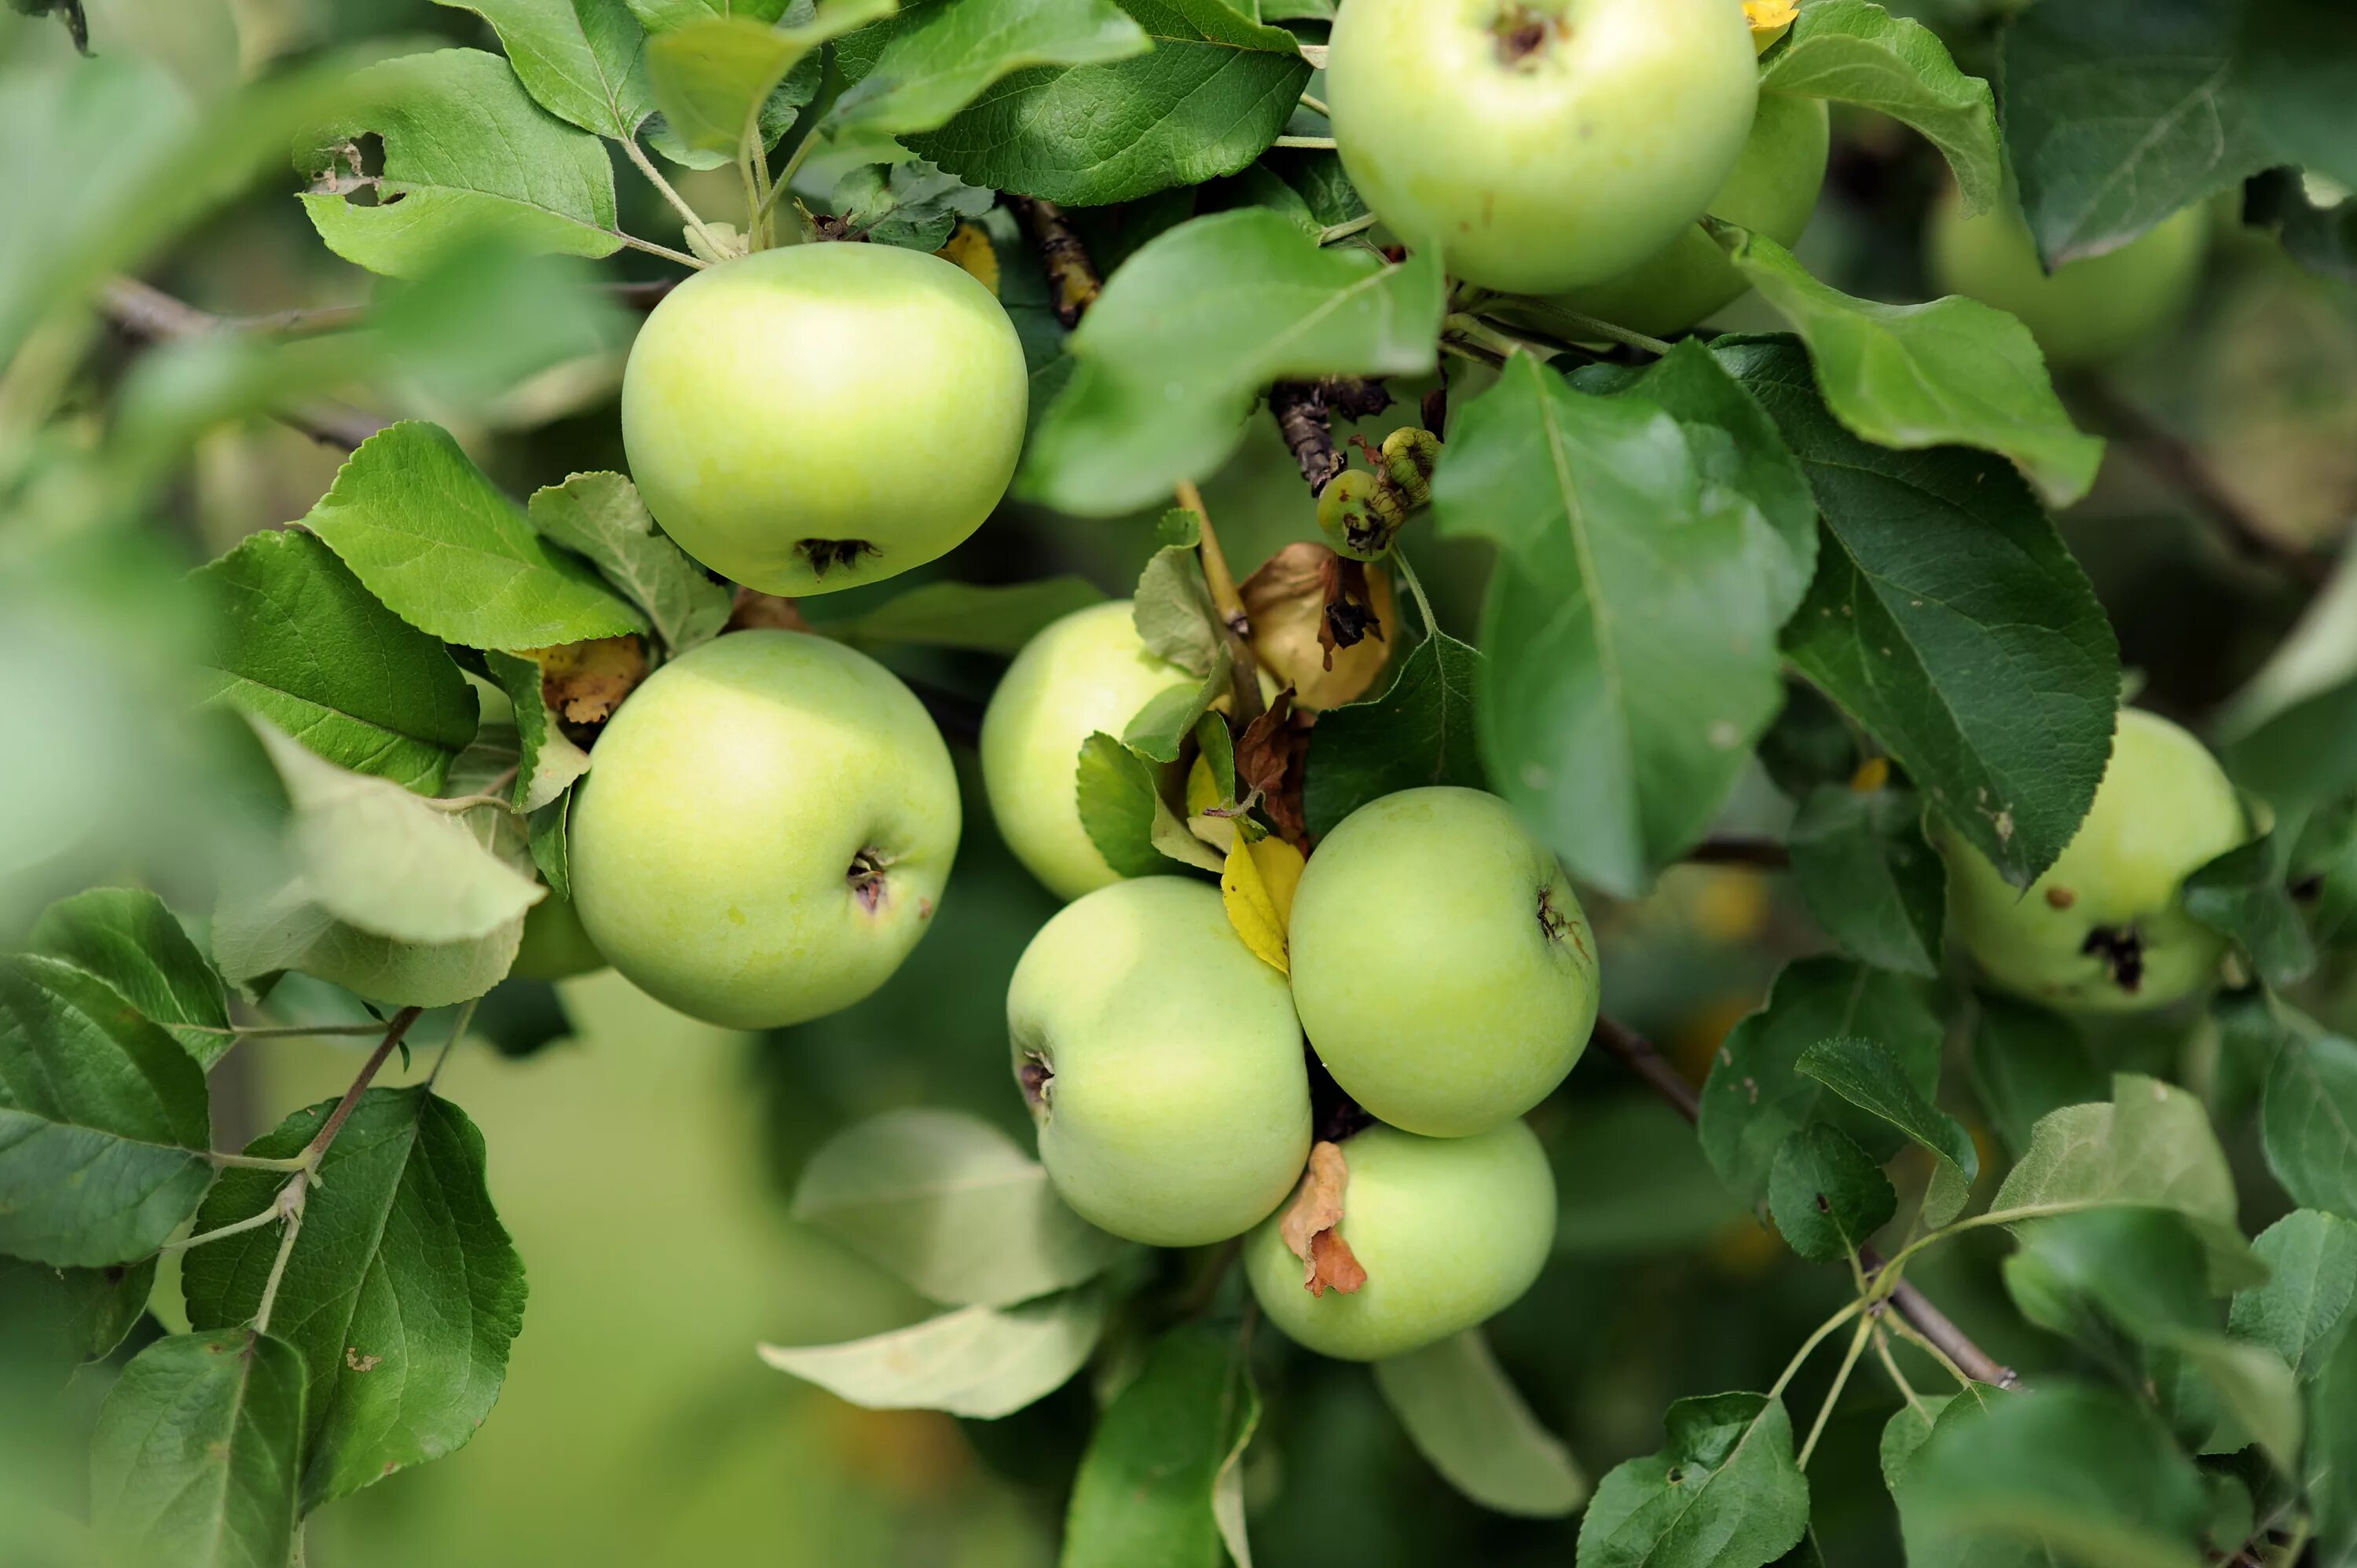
[909,0,1310,207]
[1021,209,1442,516]
[830,576,1105,655]
[831,0,1149,137]
[2236,0,2357,191]
[2000,0,2274,266]
[757,1288,1105,1417]
[296,49,625,277]
[646,0,893,155]
[2311,1321,2357,1564]
[627,0,794,27]
[1434,350,1793,896]
[0,955,212,1268]
[526,471,731,656]
[431,0,654,141]
[1878,1391,1963,1497]
[1303,630,1486,839]
[1697,956,1941,1207]
[1373,1330,1586,1519]
[528,793,573,901]
[1769,1123,1897,1263]
[823,157,995,251]
[1893,1381,2208,1568]
[484,650,592,814]
[2003,1207,2212,1347]
[1797,1035,1978,1225]
[2262,1032,2357,1220]
[1761,1,2000,214]
[2230,1209,2357,1382]
[181,1086,527,1510]
[1989,1074,2258,1289]
[1715,228,2103,507]
[2183,831,2315,988]
[1132,539,1221,676]
[1786,783,1945,978]
[211,871,526,1009]
[193,529,478,795]
[89,1331,306,1568]
[1717,335,2119,889]
[1122,657,1228,768]
[1074,732,1175,880]
[0,1254,157,1387]
[31,888,233,1067]
[790,1108,1123,1307]
[1575,1391,1809,1568]
[304,423,646,650]
[1967,995,2104,1160]
[1064,1323,1259,1567]
[253,723,544,945]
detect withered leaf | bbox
[1236,693,1312,848]
[1239,542,1393,711]
[523,636,647,727]
[1277,1141,1367,1297]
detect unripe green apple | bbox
[1288,787,1598,1136]
[621,243,1026,596]
[980,601,1193,902]
[1933,709,2245,1012]
[569,630,959,1028]
[1325,0,1758,294]
[1244,1119,1556,1361]
[1550,91,1829,338]
[1008,877,1311,1246]
[510,892,606,982]
[1925,187,2209,368]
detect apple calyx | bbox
[1017,1050,1054,1117]
[846,847,896,914]
[1490,2,1561,68]
[797,537,882,579]
[1278,1141,1369,1297]
[2080,925,2146,994]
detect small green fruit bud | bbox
[1380,427,1442,508]
[1318,468,1407,562]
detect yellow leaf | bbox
[1850,756,1891,793]
[1744,0,1796,49]
[1186,753,1238,853]
[1222,834,1305,973]
[936,222,999,296]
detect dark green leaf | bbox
[484,650,591,814]
[31,888,233,1067]
[2229,1209,2357,1383]
[0,955,212,1267]
[1064,1323,1259,1568]
[181,1086,526,1509]
[1717,335,2119,889]
[831,576,1107,656]
[644,0,891,154]
[1074,732,1172,879]
[1575,1391,1809,1568]
[526,471,731,656]
[193,529,478,795]
[1787,783,1945,978]
[1968,994,2104,1160]
[2237,0,2357,189]
[2293,795,2357,945]
[1769,1124,1896,1263]
[0,1254,156,1388]
[89,1331,306,1568]
[825,157,995,250]
[830,0,1150,137]
[1303,630,1486,838]
[2311,1320,2357,1563]
[2003,1207,2213,1350]
[2223,676,2357,819]
[1798,1035,1978,1225]
[1132,540,1221,676]
[1122,656,1227,766]
[1698,956,1941,1206]
[1754,679,1859,800]
[2183,832,2315,987]
[2262,1032,2357,1219]
[528,793,572,901]
[1373,1330,1585,1519]
[430,0,655,141]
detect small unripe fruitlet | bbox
[1244,1120,1556,1361]
[509,893,606,982]
[569,631,959,1029]
[1288,788,1599,1137]
[621,243,1027,596]
[1008,878,1311,1247]
[981,601,1193,901]
[1379,427,1441,507]
[1925,188,2209,368]
[1317,469,1405,562]
[1933,709,2245,1012]
[1326,0,1758,294]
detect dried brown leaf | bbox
[1277,1141,1367,1297]
[1239,542,1393,711]
[524,636,647,726]
[1236,692,1312,848]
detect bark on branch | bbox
[1685,834,1793,870]
[1005,196,1101,327]
[99,277,387,450]
[1268,377,1394,493]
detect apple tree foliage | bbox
[4,0,2357,1563]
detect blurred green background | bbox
[3,0,2354,1562]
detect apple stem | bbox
[1271,136,1338,151]
[623,137,734,266]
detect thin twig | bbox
[1318,212,1380,246]
[1271,135,1337,150]
[99,277,387,450]
[1393,551,1439,639]
[614,232,709,270]
[1175,481,1265,726]
[1798,1312,1876,1468]
[1685,834,1792,870]
[623,137,732,262]
[1297,92,1329,117]
[1006,195,1102,327]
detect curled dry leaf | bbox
[1236,692,1313,848]
[523,635,647,727]
[1239,541,1395,711]
[1278,1141,1368,1297]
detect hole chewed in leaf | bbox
[1278,1141,1369,1298]
[2081,925,2145,993]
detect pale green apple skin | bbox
[1551,92,1829,338]
[1926,188,2209,368]
[620,243,1026,597]
[510,892,607,981]
[980,601,1194,902]
[1325,0,1758,294]
[1009,877,1311,1247]
[569,631,959,1029]
[1288,788,1599,1137]
[1934,709,2245,1013]
[1244,1120,1556,1361]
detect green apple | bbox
[1243,1119,1556,1361]
[569,631,959,1028]
[621,243,1026,597]
[1933,708,2246,1012]
[1325,0,1758,294]
[1008,877,1310,1247]
[1925,187,2209,368]
[1549,91,1829,338]
[510,892,606,982]
[1288,787,1598,1137]
[980,601,1194,902]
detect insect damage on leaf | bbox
[522,636,647,727]
[1278,1141,1368,1297]
[1241,543,1394,711]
